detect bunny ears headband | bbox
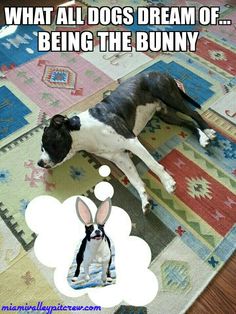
[75,197,112,226]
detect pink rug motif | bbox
[42,65,77,89]
[6,52,113,117]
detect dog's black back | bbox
[89,71,198,138]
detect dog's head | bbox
[38,115,80,169]
[76,197,112,241]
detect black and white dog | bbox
[38,71,216,213]
[71,197,112,284]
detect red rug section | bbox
[150,149,236,236]
[194,37,236,76]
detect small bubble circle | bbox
[94,182,114,201]
[99,165,111,177]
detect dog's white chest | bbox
[84,239,110,264]
[73,111,126,155]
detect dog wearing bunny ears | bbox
[71,197,113,284]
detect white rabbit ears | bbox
[95,198,112,225]
[76,198,93,226]
[75,197,112,226]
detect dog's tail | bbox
[178,88,201,109]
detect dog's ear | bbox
[95,198,112,225]
[50,115,68,129]
[75,197,93,226]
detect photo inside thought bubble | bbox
[25,165,158,307]
[67,195,116,290]
[67,241,116,290]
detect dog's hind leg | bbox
[159,106,215,147]
[151,75,216,146]
[172,102,216,146]
[102,259,110,283]
[180,106,216,140]
[124,139,176,194]
[189,112,216,144]
[99,151,151,214]
[158,107,202,140]
[83,263,90,281]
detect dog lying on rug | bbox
[38,71,216,214]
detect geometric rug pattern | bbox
[0,85,31,140]
[209,89,236,126]
[0,1,236,313]
[0,25,48,70]
[6,52,112,117]
[42,65,77,89]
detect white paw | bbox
[71,277,78,282]
[200,136,210,147]
[85,274,90,281]
[161,172,176,194]
[198,128,210,147]
[106,277,113,283]
[142,202,151,215]
[204,129,216,140]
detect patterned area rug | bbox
[0,1,236,313]
[0,25,47,70]
[6,52,112,116]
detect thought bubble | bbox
[25,195,158,307]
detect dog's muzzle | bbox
[91,236,102,240]
[37,159,52,169]
[91,230,103,240]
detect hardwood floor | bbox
[0,1,235,313]
[188,253,236,314]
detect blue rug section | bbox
[187,133,236,176]
[0,25,47,68]
[151,200,211,260]
[125,10,199,33]
[0,86,31,140]
[214,225,236,261]
[174,53,233,86]
[141,60,214,105]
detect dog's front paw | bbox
[198,129,210,147]
[106,276,113,283]
[200,134,210,147]
[204,129,217,140]
[143,202,151,215]
[85,274,90,281]
[102,275,107,283]
[161,172,176,194]
[71,277,78,283]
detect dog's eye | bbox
[87,225,94,232]
[98,224,104,230]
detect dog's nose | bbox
[95,230,101,235]
[37,160,45,168]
